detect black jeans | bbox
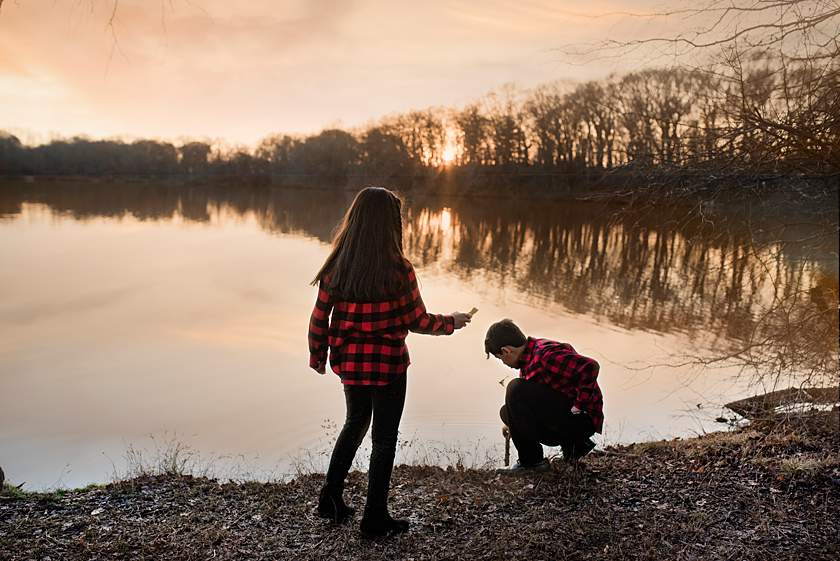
[500,377,595,466]
[324,374,407,516]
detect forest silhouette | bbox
[1,61,836,186]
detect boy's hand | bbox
[501,424,510,438]
[451,312,472,329]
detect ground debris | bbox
[1,414,837,560]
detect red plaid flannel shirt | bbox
[518,337,604,433]
[308,259,454,385]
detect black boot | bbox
[562,438,596,462]
[317,486,356,522]
[359,510,410,538]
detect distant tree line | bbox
[1,59,836,184]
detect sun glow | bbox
[441,144,457,165]
[440,208,451,229]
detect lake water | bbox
[1,182,836,490]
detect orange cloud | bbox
[0,0,664,145]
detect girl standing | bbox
[308,187,471,537]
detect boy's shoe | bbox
[495,458,552,475]
[317,486,356,522]
[562,438,596,462]
[359,512,410,538]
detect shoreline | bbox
[3,413,837,560]
[2,171,837,198]
[0,416,739,495]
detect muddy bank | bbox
[2,414,838,561]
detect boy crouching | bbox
[485,319,604,473]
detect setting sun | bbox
[441,144,457,165]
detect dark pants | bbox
[500,377,595,466]
[324,374,407,516]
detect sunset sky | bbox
[1,0,681,146]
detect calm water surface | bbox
[1,183,836,489]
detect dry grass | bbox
[1,412,837,561]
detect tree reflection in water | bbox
[2,181,836,387]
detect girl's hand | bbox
[452,312,472,329]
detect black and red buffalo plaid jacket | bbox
[308,259,454,385]
[518,337,604,433]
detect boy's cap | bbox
[484,319,527,358]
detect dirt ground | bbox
[2,413,838,561]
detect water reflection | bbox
[2,182,836,347]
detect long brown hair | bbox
[312,187,407,300]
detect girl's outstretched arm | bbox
[308,281,333,373]
[402,264,456,335]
